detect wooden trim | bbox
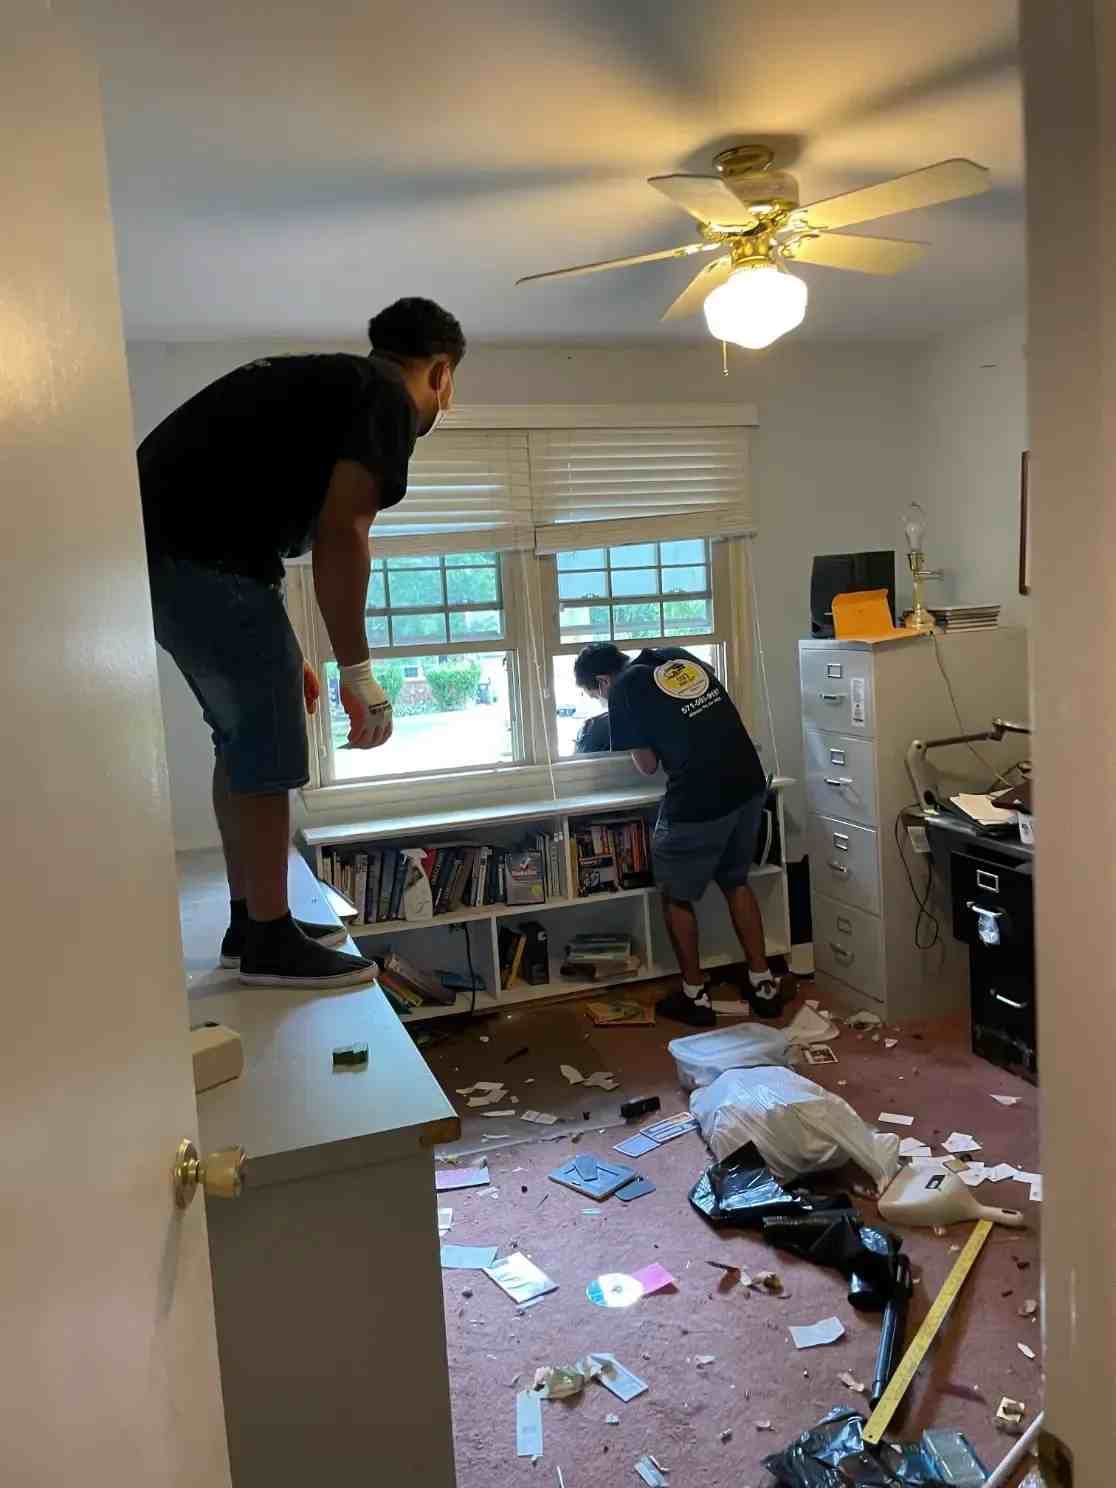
[441,402,759,431]
[1019,449,1032,596]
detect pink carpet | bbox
[431,992,1042,1487]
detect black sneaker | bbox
[221,917,348,968]
[238,918,379,989]
[745,973,796,1019]
[656,986,716,1028]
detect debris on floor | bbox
[615,1175,656,1202]
[585,998,654,1027]
[1020,1299,1038,1318]
[990,1094,1020,1106]
[719,1428,733,1444]
[631,1262,677,1295]
[761,1409,989,1486]
[584,1070,619,1090]
[803,1045,839,1065]
[694,1354,716,1368]
[533,1356,602,1400]
[436,1165,490,1191]
[614,1133,659,1158]
[789,1316,846,1349]
[440,1244,499,1269]
[549,1154,636,1201]
[586,1273,644,1309]
[589,1352,648,1401]
[884,1038,899,1049]
[521,1109,560,1125]
[634,1452,669,1487]
[899,1138,932,1158]
[437,1206,453,1234]
[878,1112,915,1126]
[485,1253,558,1306]
[605,1413,620,1426]
[942,1132,983,1154]
[560,1065,584,1085]
[846,1011,883,1030]
[838,1371,867,1395]
[995,1397,1027,1435]
[750,1270,785,1295]
[516,1389,543,1459]
[879,1165,1025,1229]
[1017,1342,1037,1360]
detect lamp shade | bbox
[703,262,808,349]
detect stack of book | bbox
[571,816,653,897]
[561,932,641,982]
[927,604,1001,632]
[376,950,457,1015]
[319,834,568,924]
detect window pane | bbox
[326,654,513,782]
[661,564,708,594]
[387,567,443,608]
[364,615,389,647]
[560,605,611,641]
[659,539,706,565]
[557,548,606,571]
[552,654,612,759]
[609,542,658,568]
[445,550,496,566]
[558,570,607,601]
[386,554,437,570]
[610,567,659,598]
[663,598,712,634]
[449,608,503,641]
[445,566,498,605]
[367,571,387,608]
[391,611,447,645]
[613,602,661,639]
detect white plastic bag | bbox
[690,1065,901,1191]
[668,1025,791,1093]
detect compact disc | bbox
[586,1273,642,1309]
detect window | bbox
[314,551,520,784]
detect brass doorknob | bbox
[173,1138,248,1209]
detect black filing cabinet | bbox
[948,843,1036,1082]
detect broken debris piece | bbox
[942,1132,982,1154]
[749,1270,785,1295]
[606,1413,621,1426]
[516,1390,544,1459]
[878,1112,915,1126]
[996,1396,1026,1435]
[789,1316,846,1349]
[838,1371,867,1395]
[560,1064,584,1085]
[1017,1342,1037,1360]
[695,1355,716,1369]
[1020,1299,1038,1318]
[719,1429,733,1444]
[634,1454,669,1488]
[590,1353,648,1401]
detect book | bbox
[448,848,478,912]
[506,850,545,905]
[577,853,617,896]
[365,849,382,924]
[498,926,528,991]
[320,850,335,888]
[560,956,640,981]
[388,850,407,921]
[585,998,655,1027]
[380,949,456,1006]
[380,848,400,922]
[352,853,368,930]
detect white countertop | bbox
[179,849,459,1188]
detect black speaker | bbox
[811,551,896,637]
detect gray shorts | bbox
[148,556,309,796]
[651,793,766,902]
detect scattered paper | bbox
[1011,1170,1041,1186]
[711,999,750,1017]
[985,1163,1019,1183]
[846,1011,883,1030]
[584,1071,619,1090]
[560,1065,585,1085]
[789,1316,846,1350]
[884,1039,899,1050]
[438,1206,454,1234]
[695,1354,716,1368]
[635,1455,669,1488]
[614,1133,659,1159]
[521,1110,560,1125]
[441,1244,499,1270]
[641,1114,698,1145]
[1029,1177,1043,1202]
[806,998,820,1009]
[958,1164,990,1188]
[942,1133,982,1154]
[1018,1342,1037,1360]
[899,1138,932,1158]
[991,1095,1021,1106]
[785,1005,840,1045]
[804,1045,839,1066]
[436,1166,490,1192]
[839,1371,867,1395]
[516,1390,543,1459]
[469,1089,511,1107]
[756,1420,774,1432]
[485,1253,559,1306]
[606,1414,620,1426]
[878,1112,915,1127]
[1020,1299,1038,1318]
[458,1081,505,1095]
[632,1262,677,1296]
[589,1353,648,1402]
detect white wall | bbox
[128,338,919,851]
[911,313,1030,625]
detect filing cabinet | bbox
[799,630,1029,1021]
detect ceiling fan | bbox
[517,145,990,348]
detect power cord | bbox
[894,807,941,950]
[929,631,1013,789]
[463,920,479,1016]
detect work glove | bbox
[338,658,393,749]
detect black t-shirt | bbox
[607,647,766,822]
[138,353,417,583]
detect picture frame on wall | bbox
[1019,450,1031,595]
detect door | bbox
[0,7,230,1485]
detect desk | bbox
[180,849,460,1488]
[922,813,1037,1082]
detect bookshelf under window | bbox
[298,783,791,1022]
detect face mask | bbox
[422,367,453,437]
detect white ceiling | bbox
[86,0,1025,343]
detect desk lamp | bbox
[902,502,942,633]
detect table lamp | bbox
[902,502,942,633]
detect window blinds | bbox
[370,431,533,556]
[529,426,753,554]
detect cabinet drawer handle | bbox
[832,833,850,851]
[819,692,846,704]
[967,900,1004,918]
[829,942,854,963]
[993,991,1026,1011]
[829,750,847,766]
[827,860,850,875]
[976,869,1000,893]
[836,916,852,934]
[824,776,854,788]
[826,664,844,679]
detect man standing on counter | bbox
[139,298,466,988]
[573,642,795,1026]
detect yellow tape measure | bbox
[862,1219,993,1447]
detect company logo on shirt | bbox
[653,659,710,702]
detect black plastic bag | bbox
[762,1408,986,1487]
[762,1214,901,1309]
[688,1143,850,1229]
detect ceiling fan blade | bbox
[517,240,719,287]
[799,159,989,231]
[783,232,927,275]
[661,255,734,320]
[648,174,758,227]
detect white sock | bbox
[749,968,774,988]
[683,980,709,1002]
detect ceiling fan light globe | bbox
[702,263,808,350]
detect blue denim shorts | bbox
[149,557,309,795]
[651,792,766,902]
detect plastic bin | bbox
[668,1024,791,1093]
